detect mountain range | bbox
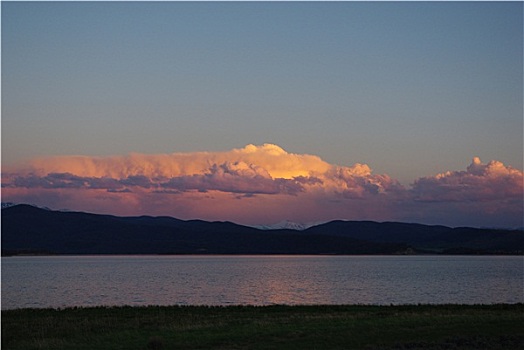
[253,220,313,231]
[2,204,522,255]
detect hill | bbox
[1,205,522,255]
[304,220,523,254]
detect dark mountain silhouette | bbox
[304,220,523,254]
[2,204,522,255]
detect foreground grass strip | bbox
[2,304,524,350]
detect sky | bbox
[2,2,523,228]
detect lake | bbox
[2,255,523,309]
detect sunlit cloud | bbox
[411,157,523,202]
[2,144,397,197]
[2,145,522,227]
[11,144,330,179]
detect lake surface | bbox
[2,255,523,309]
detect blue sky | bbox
[3,2,522,183]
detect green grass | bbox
[2,304,523,349]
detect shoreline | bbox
[3,302,524,312]
[3,251,524,257]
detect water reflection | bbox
[2,255,523,309]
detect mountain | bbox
[303,220,523,254]
[2,204,522,255]
[1,205,408,255]
[1,202,52,211]
[254,220,312,231]
[1,202,17,209]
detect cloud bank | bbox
[2,144,522,228]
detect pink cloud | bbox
[159,161,306,195]
[2,146,522,227]
[2,144,393,198]
[411,157,523,202]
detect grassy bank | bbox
[2,304,523,349]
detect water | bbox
[2,255,523,309]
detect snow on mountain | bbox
[253,220,317,231]
[2,203,327,230]
[1,202,18,209]
[1,202,52,211]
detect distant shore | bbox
[3,304,523,349]
[3,252,523,257]
[4,205,523,256]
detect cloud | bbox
[325,165,404,199]
[411,157,523,202]
[15,143,330,179]
[2,145,522,227]
[5,172,123,191]
[3,144,395,197]
[160,161,306,195]
[400,157,523,228]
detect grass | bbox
[2,304,524,349]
